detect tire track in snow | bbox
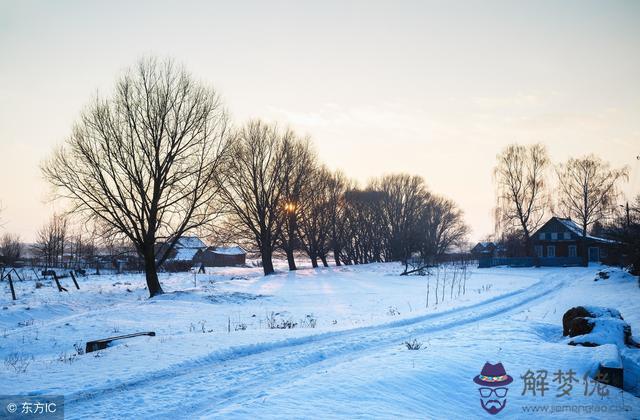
[65,271,570,419]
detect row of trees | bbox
[222,132,468,273]
[41,57,469,297]
[0,212,103,270]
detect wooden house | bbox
[530,217,618,265]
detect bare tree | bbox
[67,228,98,270]
[326,171,349,266]
[297,166,333,267]
[33,213,68,269]
[419,195,469,261]
[494,143,550,252]
[601,194,640,274]
[556,155,628,236]
[42,57,230,296]
[221,120,290,275]
[339,188,388,264]
[374,174,429,262]
[0,233,22,266]
[276,134,317,271]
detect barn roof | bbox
[173,247,200,261]
[175,236,207,249]
[212,246,246,256]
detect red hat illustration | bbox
[473,362,513,387]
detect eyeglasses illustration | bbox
[478,387,508,398]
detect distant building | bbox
[157,236,208,271]
[530,217,618,264]
[194,246,247,267]
[471,242,498,259]
[479,216,620,268]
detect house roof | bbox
[173,247,200,261]
[472,242,495,251]
[175,236,207,249]
[540,217,617,244]
[211,246,246,256]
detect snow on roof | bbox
[555,218,617,244]
[175,236,207,249]
[212,246,246,256]
[173,247,200,261]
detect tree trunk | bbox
[143,246,163,297]
[333,249,342,266]
[261,245,275,275]
[523,235,531,257]
[286,248,297,271]
[310,255,318,268]
[320,255,329,267]
[285,210,297,271]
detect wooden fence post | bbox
[69,271,80,290]
[11,269,23,282]
[8,273,16,300]
[53,273,67,292]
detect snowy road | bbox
[64,270,569,419]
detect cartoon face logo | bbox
[473,362,513,415]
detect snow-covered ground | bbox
[1,262,639,419]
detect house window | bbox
[564,232,571,240]
[551,233,558,240]
[534,245,543,257]
[547,245,556,257]
[568,245,577,258]
[539,233,545,240]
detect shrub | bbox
[266,312,297,329]
[404,339,422,350]
[5,352,34,373]
[387,306,400,316]
[300,314,317,328]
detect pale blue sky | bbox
[1,0,639,241]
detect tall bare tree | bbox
[297,166,333,267]
[33,213,68,269]
[277,134,316,271]
[374,174,429,262]
[494,143,550,252]
[221,120,290,275]
[42,57,230,296]
[327,171,349,266]
[556,155,628,236]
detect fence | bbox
[478,256,584,268]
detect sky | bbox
[1,0,639,243]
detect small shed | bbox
[194,246,246,267]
